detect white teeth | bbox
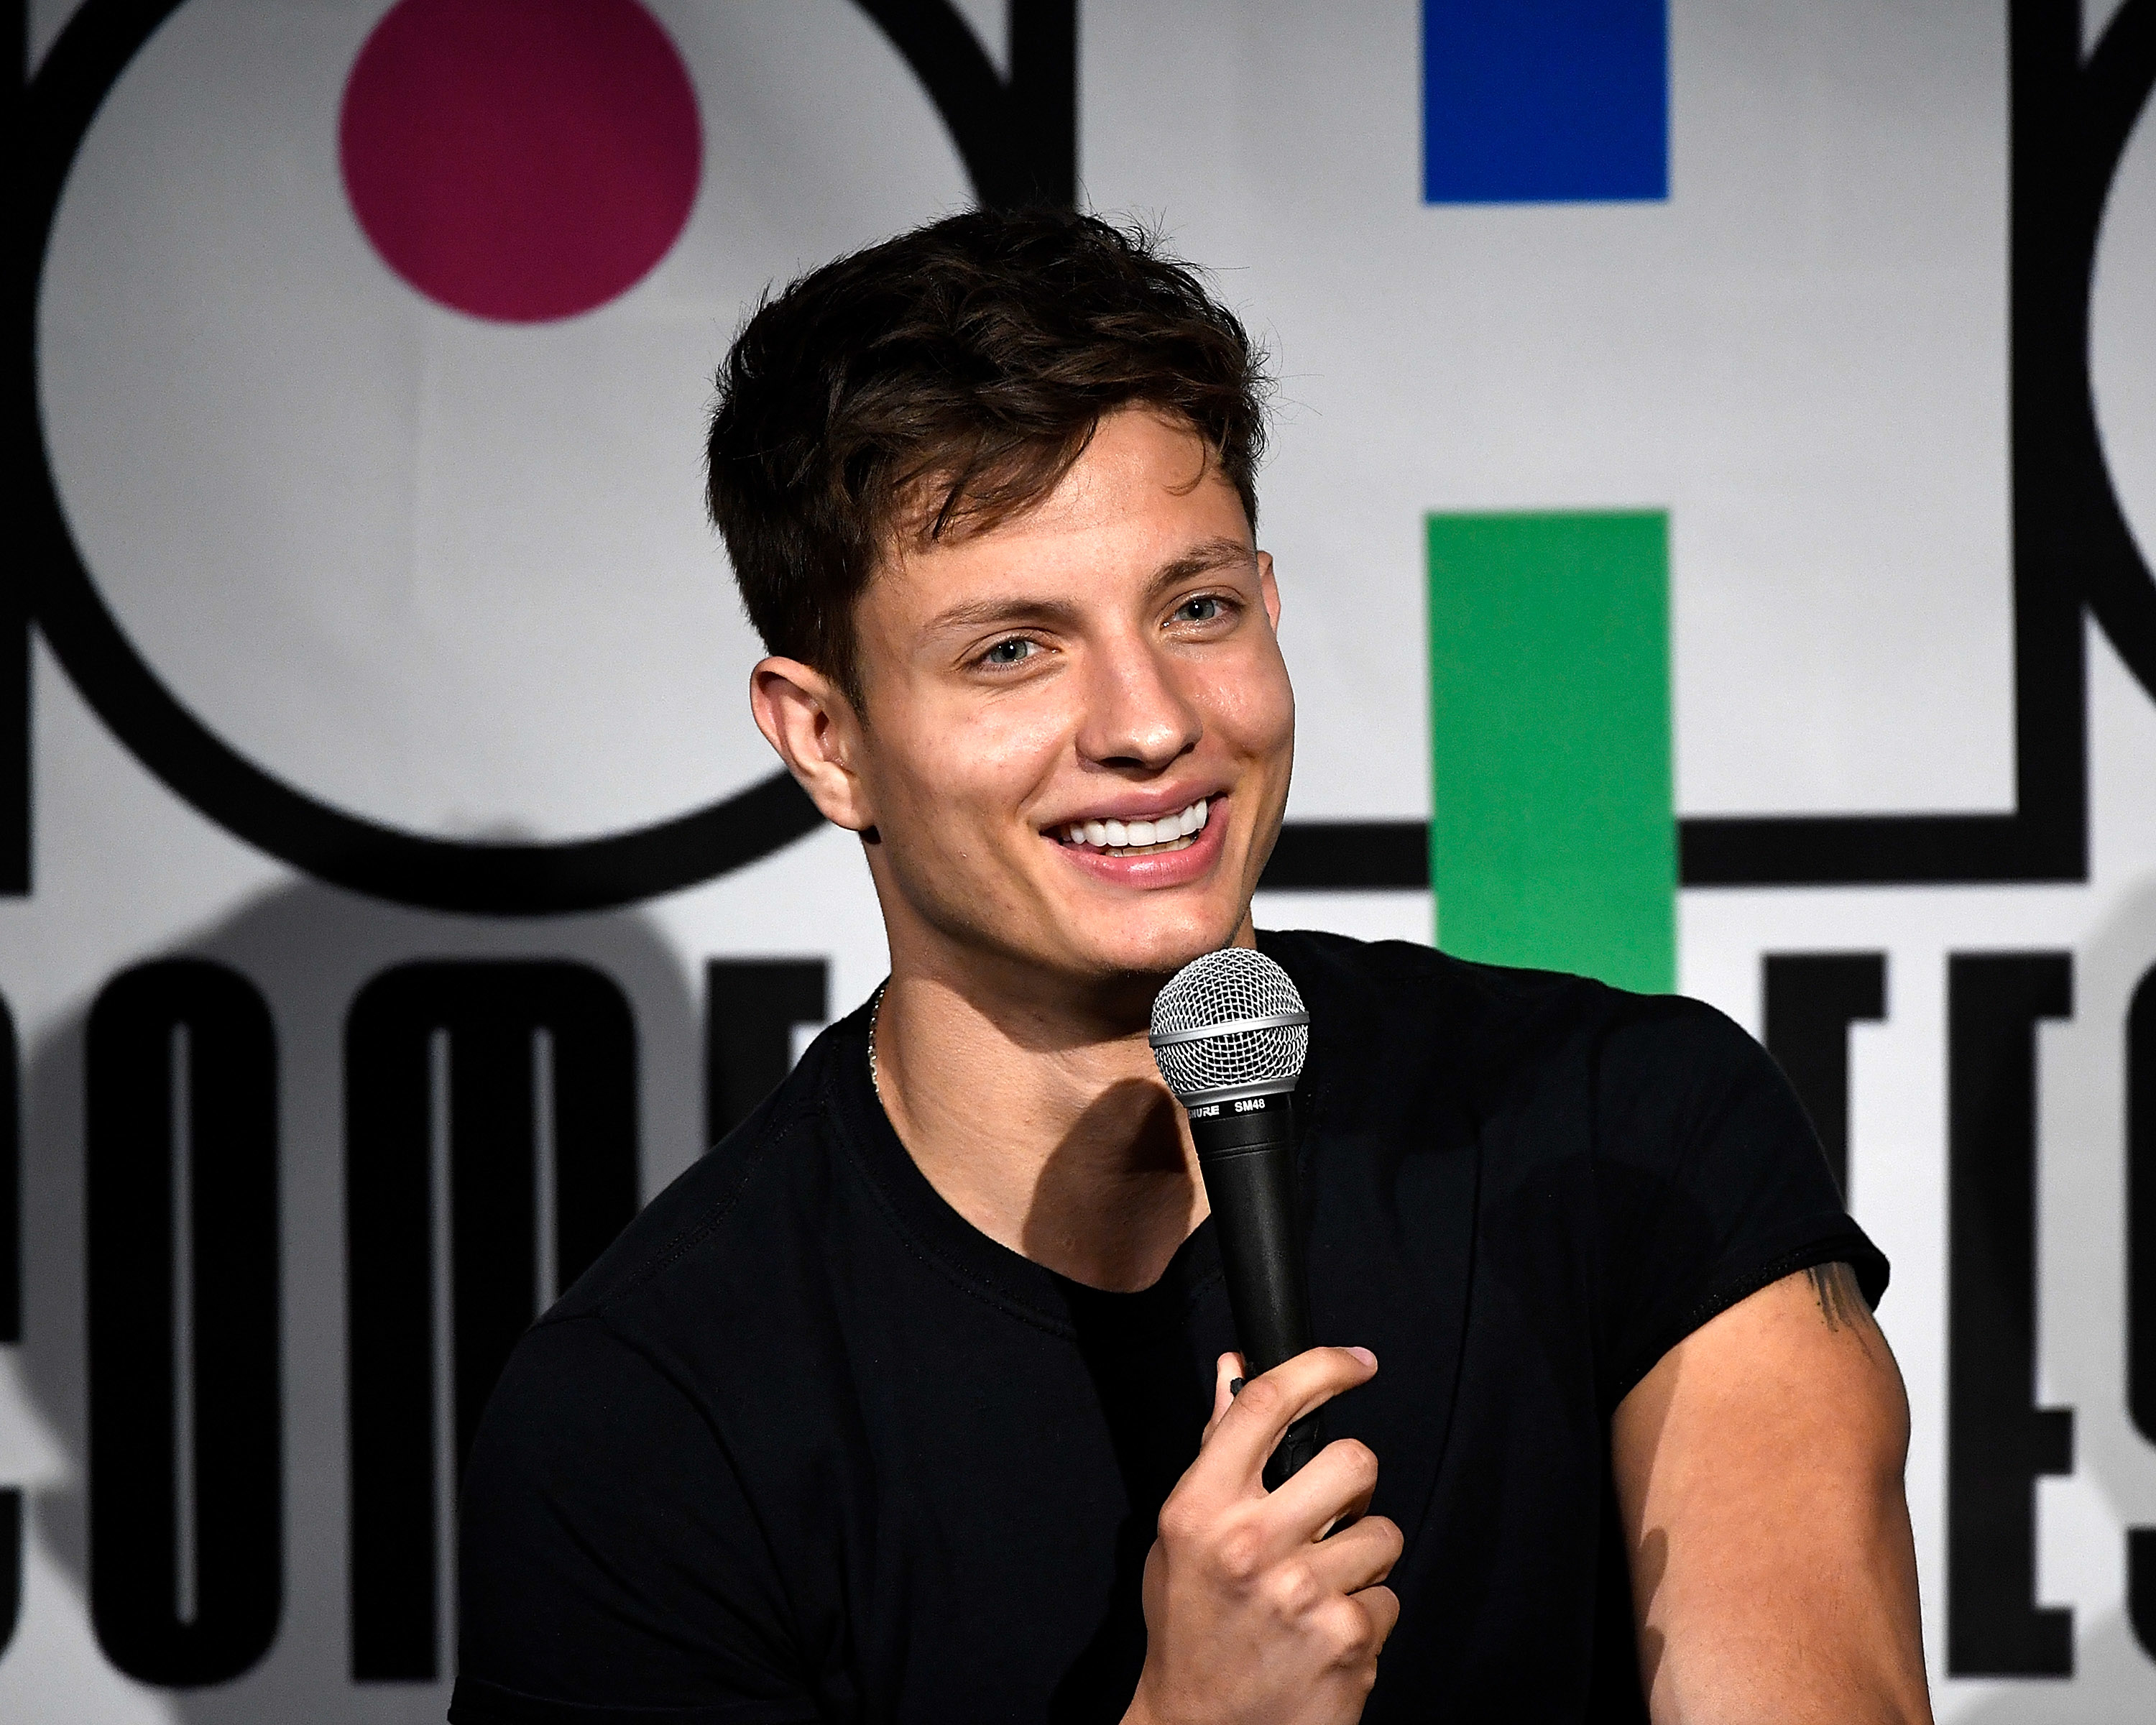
[1061,798,1214,853]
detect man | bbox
[453,211,1930,1724]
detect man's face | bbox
[848,408,1295,992]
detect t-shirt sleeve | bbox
[451,1313,819,1725]
[1590,994,1889,1410]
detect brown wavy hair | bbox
[705,209,1271,707]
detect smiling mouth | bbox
[1055,796,1211,858]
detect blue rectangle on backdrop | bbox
[1423,0,1667,203]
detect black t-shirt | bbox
[452,931,1886,1724]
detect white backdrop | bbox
[4,1,2153,1718]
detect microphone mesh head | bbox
[1149,947,1309,1102]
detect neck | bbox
[871,955,1222,1294]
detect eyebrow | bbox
[921,538,1258,638]
[1147,535,1259,594]
[921,595,1086,636]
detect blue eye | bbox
[982,638,1036,666]
[1177,595,1223,622]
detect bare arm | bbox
[1611,1262,1932,1724]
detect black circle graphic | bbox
[21,0,1036,914]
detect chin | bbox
[1072,902,1245,984]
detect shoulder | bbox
[1258,926,1589,1041]
[1259,927,1817,1193]
[1258,926,1746,1090]
[542,1008,869,1334]
[1258,932,1883,1399]
[466,1013,876,1505]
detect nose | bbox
[1074,624,1203,773]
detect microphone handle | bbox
[1188,1092,1322,1490]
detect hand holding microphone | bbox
[1127,1348,1402,1725]
[1125,949,1401,1725]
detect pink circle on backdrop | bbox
[339,0,701,323]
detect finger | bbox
[1299,1514,1403,1598]
[1202,1347,1378,1492]
[1201,1353,1247,1443]
[1355,1583,1401,1650]
[1264,1435,1381,1543]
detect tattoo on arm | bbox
[1806,1261,1876,1356]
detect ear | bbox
[749,657,876,833]
[1257,550,1281,630]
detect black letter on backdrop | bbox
[706,960,829,1145]
[1763,953,1886,1202]
[2128,965,2156,1660]
[1,988,19,1658]
[346,962,639,1682]
[86,960,280,1685]
[1948,952,2075,1675]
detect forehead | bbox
[872,411,1253,622]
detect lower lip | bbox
[1051,803,1228,890]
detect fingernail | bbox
[1348,1346,1377,1368]
[1229,1376,1245,1397]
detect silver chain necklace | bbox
[867,981,887,1100]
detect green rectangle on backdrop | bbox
[1427,511,1674,993]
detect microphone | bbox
[1149,947,1322,1489]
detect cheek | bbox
[879,694,1069,840]
[1203,643,1296,757]
[965,703,1074,789]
